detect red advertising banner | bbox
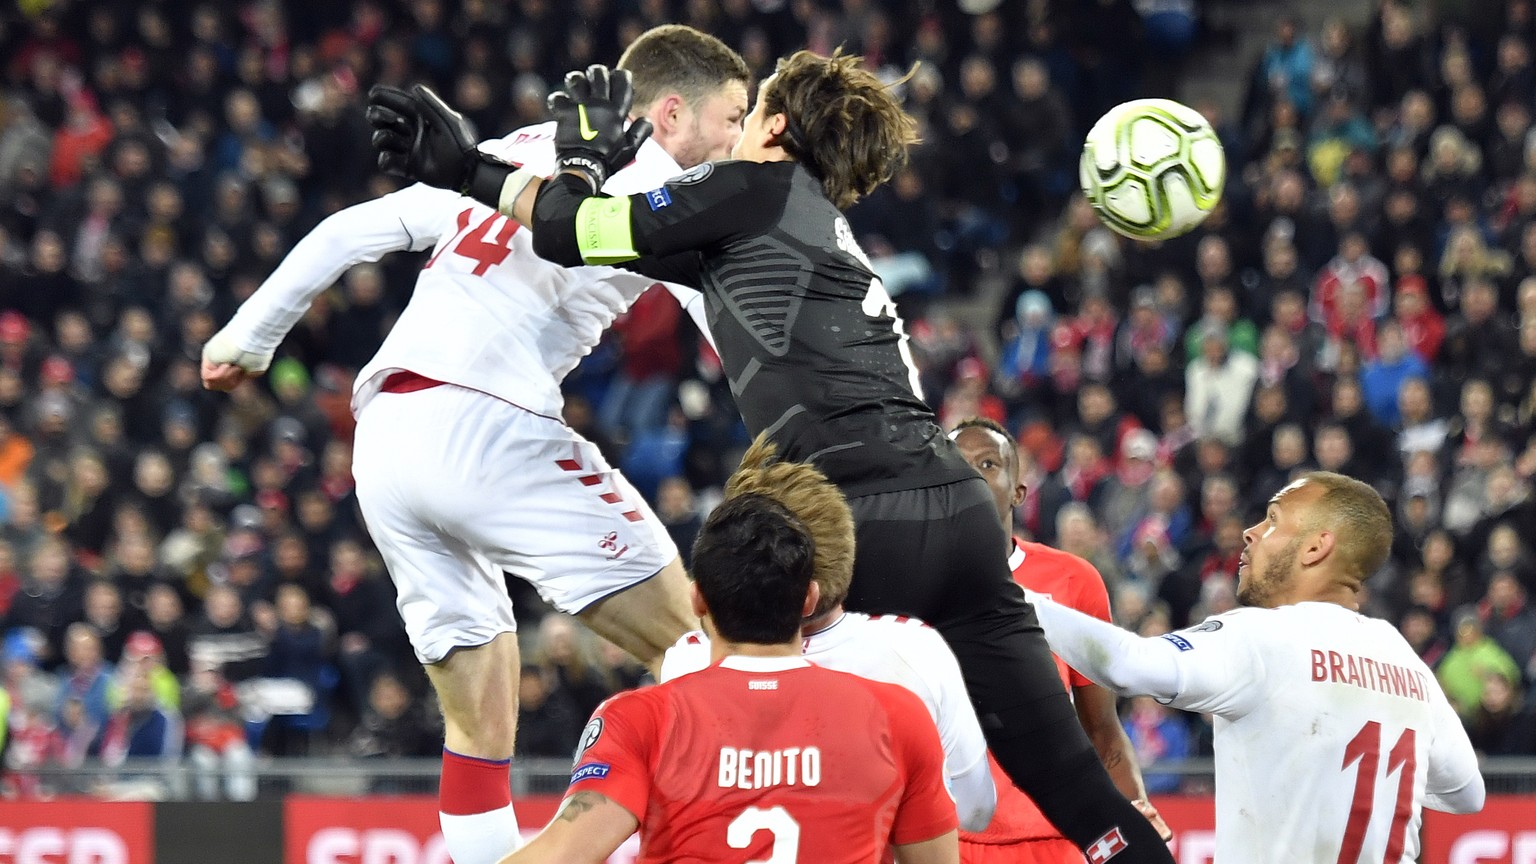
[5,792,1525,863]
[0,800,153,864]
[284,795,640,864]
[1149,796,1218,863]
[283,794,1536,864]
[1150,795,1536,864]
[1419,797,1536,864]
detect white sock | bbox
[440,804,523,864]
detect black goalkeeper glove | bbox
[366,84,513,209]
[546,65,653,193]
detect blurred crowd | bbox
[0,0,1532,801]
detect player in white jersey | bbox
[1028,472,1484,864]
[659,435,997,832]
[200,28,751,864]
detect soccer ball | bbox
[1079,98,1226,241]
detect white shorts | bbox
[352,383,678,664]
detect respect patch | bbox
[571,762,612,784]
[1161,633,1194,652]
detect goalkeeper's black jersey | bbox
[545,160,976,495]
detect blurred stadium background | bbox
[1,0,1535,860]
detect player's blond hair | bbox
[724,433,855,616]
[1299,471,1393,585]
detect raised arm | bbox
[201,184,457,390]
[1064,570,1171,838]
[364,73,780,278]
[1029,595,1263,718]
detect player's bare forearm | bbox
[1076,682,1173,840]
[1075,682,1147,801]
[496,791,638,864]
[504,173,544,227]
[894,830,960,864]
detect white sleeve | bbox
[897,628,996,832]
[1423,685,1485,813]
[658,633,712,683]
[220,183,462,354]
[1031,597,1265,718]
[662,283,716,350]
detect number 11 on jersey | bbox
[1338,720,1417,864]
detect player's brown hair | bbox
[692,493,816,644]
[763,50,920,209]
[1298,471,1393,585]
[724,433,855,617]
[618,25,751,114]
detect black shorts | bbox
[844,477,1175,862]
[844,476,1084,734]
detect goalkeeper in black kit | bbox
[366,56,1176,864]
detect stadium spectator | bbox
[80,578,131,663]
[1361,320,1430,426]
[654,476,702,568]
[1440,608,1523,720]
[183,663,257,801]
[1393,275,1446,361]
[1478,572,1536,684]
[188,584,267,683]
[347,670,440,765]
[512,664,582,760]
[98,664,181,768]
[1184,321,1259,445]
[0,0,1531,790]
[1468,667,1536,755]
[142,583,191,677]
[1098,429,1160,543]
[994,290,1056,415]
[114,631,179,713]
[54,623,111,747]
[5,535,82,663]
[1122,694,1192,795]
[535,614,612,723]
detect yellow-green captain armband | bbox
[575,196,639,264]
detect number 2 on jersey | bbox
[425,208,521,275]
[1337,721,1417,864]
[727,806,800,864]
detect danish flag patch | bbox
[1086,827,1129,863]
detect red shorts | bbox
[960,837,1084,864]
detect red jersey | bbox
[963,539,1113,847]
[570,655,958,863]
